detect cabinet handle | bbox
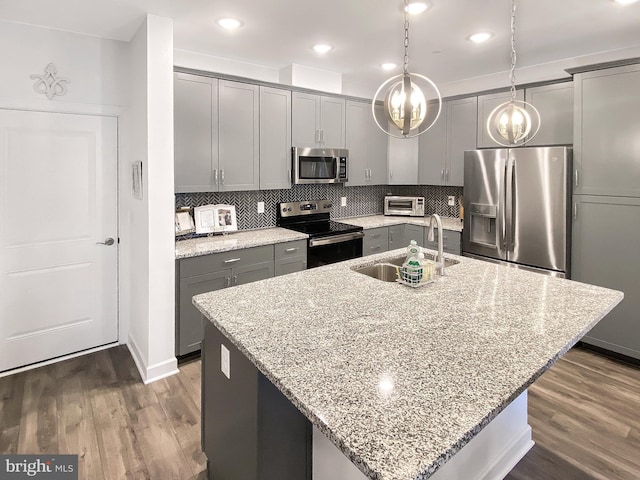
[225,277,231,287]
[574,169,579,187]
[371,234,380,239]
[389,169,393,180]
[285,247,299,253]
[389,231,394,242]
[371,245,381,251]
[573,202,579,221]
[315,129,320,143]
[224,258,241,263]
[221,169,225,185]
[441,169,445,181]
[445,169,449,182]
[213,169,218,185]
[288,168,292,183]
[233,275,238,286]
[320,129,325,143]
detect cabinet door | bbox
[423,228,461,255]
[404,224,424,247]
[388,136,419,184]
[363,227,389,256]
[275,256,307,276]
[524,82,573,146]
[446,97,477,187]
[574,65,640,197]
[418,101,447,185]
[388,224,406,251]
[260,86,292,190]
[174,73,218,193]
[232,261,274,286]
[477,90,525,148]
[368,104,389,185]
[572,195,640,360]
[320,96,346,147]
[345,101,369,186]
[219,80,260,191]
[292,92,320,147]
[178,270,230,355]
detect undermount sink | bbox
[352,254,459,282]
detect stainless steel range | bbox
[277,200,364,268]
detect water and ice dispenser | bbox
[469,203,498,247]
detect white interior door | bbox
[0,109,118,372]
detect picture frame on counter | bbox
[194,204,238,234]
[175,207,195,236]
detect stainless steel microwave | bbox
[292,147,348,184]
[384,196,426,217]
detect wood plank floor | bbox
[1,345,638,479]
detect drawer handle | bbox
[285,247,299,253]
[371,234,380,239]
[224,258,241,264]
[371,246,381,251]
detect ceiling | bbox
[2,0,640,96]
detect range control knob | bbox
[324,203,332,208]
[287,207,292,212]
[282,207,287,212]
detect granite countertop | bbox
[193,251,622,480]
[341,214,463,232]
[175,227,308,259]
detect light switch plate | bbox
[448,196,456,206]
[341,197,347,207]
[257,201,265,214]
[221,344,230,379]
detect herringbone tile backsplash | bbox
[176,184,463,231]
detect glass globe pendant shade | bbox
[372,72,441,139]
[486,99,541,147]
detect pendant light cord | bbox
[403,0,410,74]
[509,0,517,101]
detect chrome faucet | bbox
[427,214,445,276]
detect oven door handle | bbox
[308,231,364,247]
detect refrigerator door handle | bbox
[505,155,516,252]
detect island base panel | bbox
[202,319,311,480]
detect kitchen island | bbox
[193,249,622,480]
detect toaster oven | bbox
[384,196,425,217]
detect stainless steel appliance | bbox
[384,196,425,217]
[278,200,364,268]
[463,146,572,277]
[292,147,348,184]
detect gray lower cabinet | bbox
[174,73,219,193]
[423,228,462,255]
[275,240,307,276]
[476,89,525,148]
[419,97,477,187]
[176,245,275,356]
[572,195,640,360]
[259,86,292,190]
[524,82,573,146]
[388,224,405,251]
[363,227,389,256]
[202,321,312,479]
[574,64,640,197]
[404,224,425,246]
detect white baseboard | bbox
[127,333,179,384]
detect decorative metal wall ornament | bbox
[486,0,541,146]
[371,0,442,139]
[30,63,70,100]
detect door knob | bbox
[96,238,115,246]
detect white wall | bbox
[279,64,342,94]
[174,49,279,83]
[124,15,178,383]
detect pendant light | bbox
[372,0,442,139]
[486,0,541,146]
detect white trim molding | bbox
[127,333,179,384]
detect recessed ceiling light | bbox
[614,0,638,4]
[404,2,429,14]
[217,18,242,30]
[313,44,333,54]
[381,63,397,70]
[468,32,494,43]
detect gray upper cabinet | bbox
[419,97,476,187]
[524,82,573,146]
[218,80,260,191]
[477,89,525,148]
[388,135,419,184]
[572,195,640,360]
[292,92,345,148]
[345,101,388,186]
[574,64,640,197]
[174,73,219,193]
[259,86,292,190]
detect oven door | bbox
[385,198,416,216]
[307,232,364,268]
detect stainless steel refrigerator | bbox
[463,147,572,277]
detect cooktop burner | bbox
[276,200,363,238]
[283,219,361,237]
